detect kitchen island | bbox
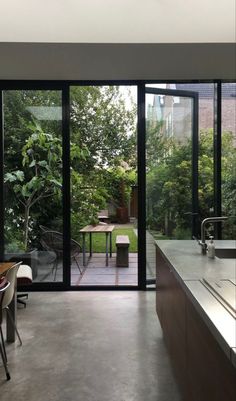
[155,240,236,401]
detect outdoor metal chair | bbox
[39,224,51,233]
[40,230,82,281]
[3,264,23,346]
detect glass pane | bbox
[175,84,214,226]
[3,90,63,283]
[146,92,194,282]
[70,85,138,286]
[222,83,236,239]
[146,84,214,231]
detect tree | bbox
[70,86,137,172]
[146,139,193,236]
[146,129,207,236]
[4,90,62,170]
[221,131,236,238]
[70,85,137,228]
[146,128,236,238]
[4,87,137,249]
[4,121,63,250]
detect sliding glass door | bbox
[221,83,236,239]
[69,85,138,287]
[0,80,232,290]
[145,87,198,284]
[3,89,64,283]
[1,84,139,289]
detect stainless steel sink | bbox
[215,248,236,259]
[201,278,236,318]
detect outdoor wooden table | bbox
[0,261,21,342]
[79,224,115,267]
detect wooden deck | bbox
[26,227,156,286]
[34,252,138,286]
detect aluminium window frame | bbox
[0,79,234,291]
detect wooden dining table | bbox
[80,224,115,267]
[0,261,21,342]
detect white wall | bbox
[0,43,235,80]
[0,0,235,80]
[0,0,235,43]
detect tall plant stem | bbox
[23,205,30,251]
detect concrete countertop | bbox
[155,240,236,281]
[155,240,236,368]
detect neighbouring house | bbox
[147,83,236,142]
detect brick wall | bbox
[222,99,236,135]
[198,98,235,136]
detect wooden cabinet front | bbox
[155,244,236,401]
[156,248,187,397]
[186,298,236,401]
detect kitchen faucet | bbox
[198,217,228,254]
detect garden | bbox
[146,109,236,240]
[3,86,138,258]
[3,86,236,268]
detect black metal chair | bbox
[39,225,51,233]
[3,265,23,346]
[40,230,82,281]
[0,278,11,380]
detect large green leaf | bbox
[29,160,36,167]
[38,160,48,168]
[49,178,62,188]
[4,170,24,183]
[15,170,25,181]
[4,172,17,182]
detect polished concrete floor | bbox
[0,292,181,401]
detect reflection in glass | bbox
[145,91,194,283]
[176,84,215,228]
[145,83,216,245]
[222,83,236,239]
[146,93,193,239]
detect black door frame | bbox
[145,87,199,238]
[0,81,141,291]
[0,80,231,291]
[0,82,68,291]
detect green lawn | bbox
[150,230,172,240]
[84,227,137,253]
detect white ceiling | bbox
[0,0,235,43]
